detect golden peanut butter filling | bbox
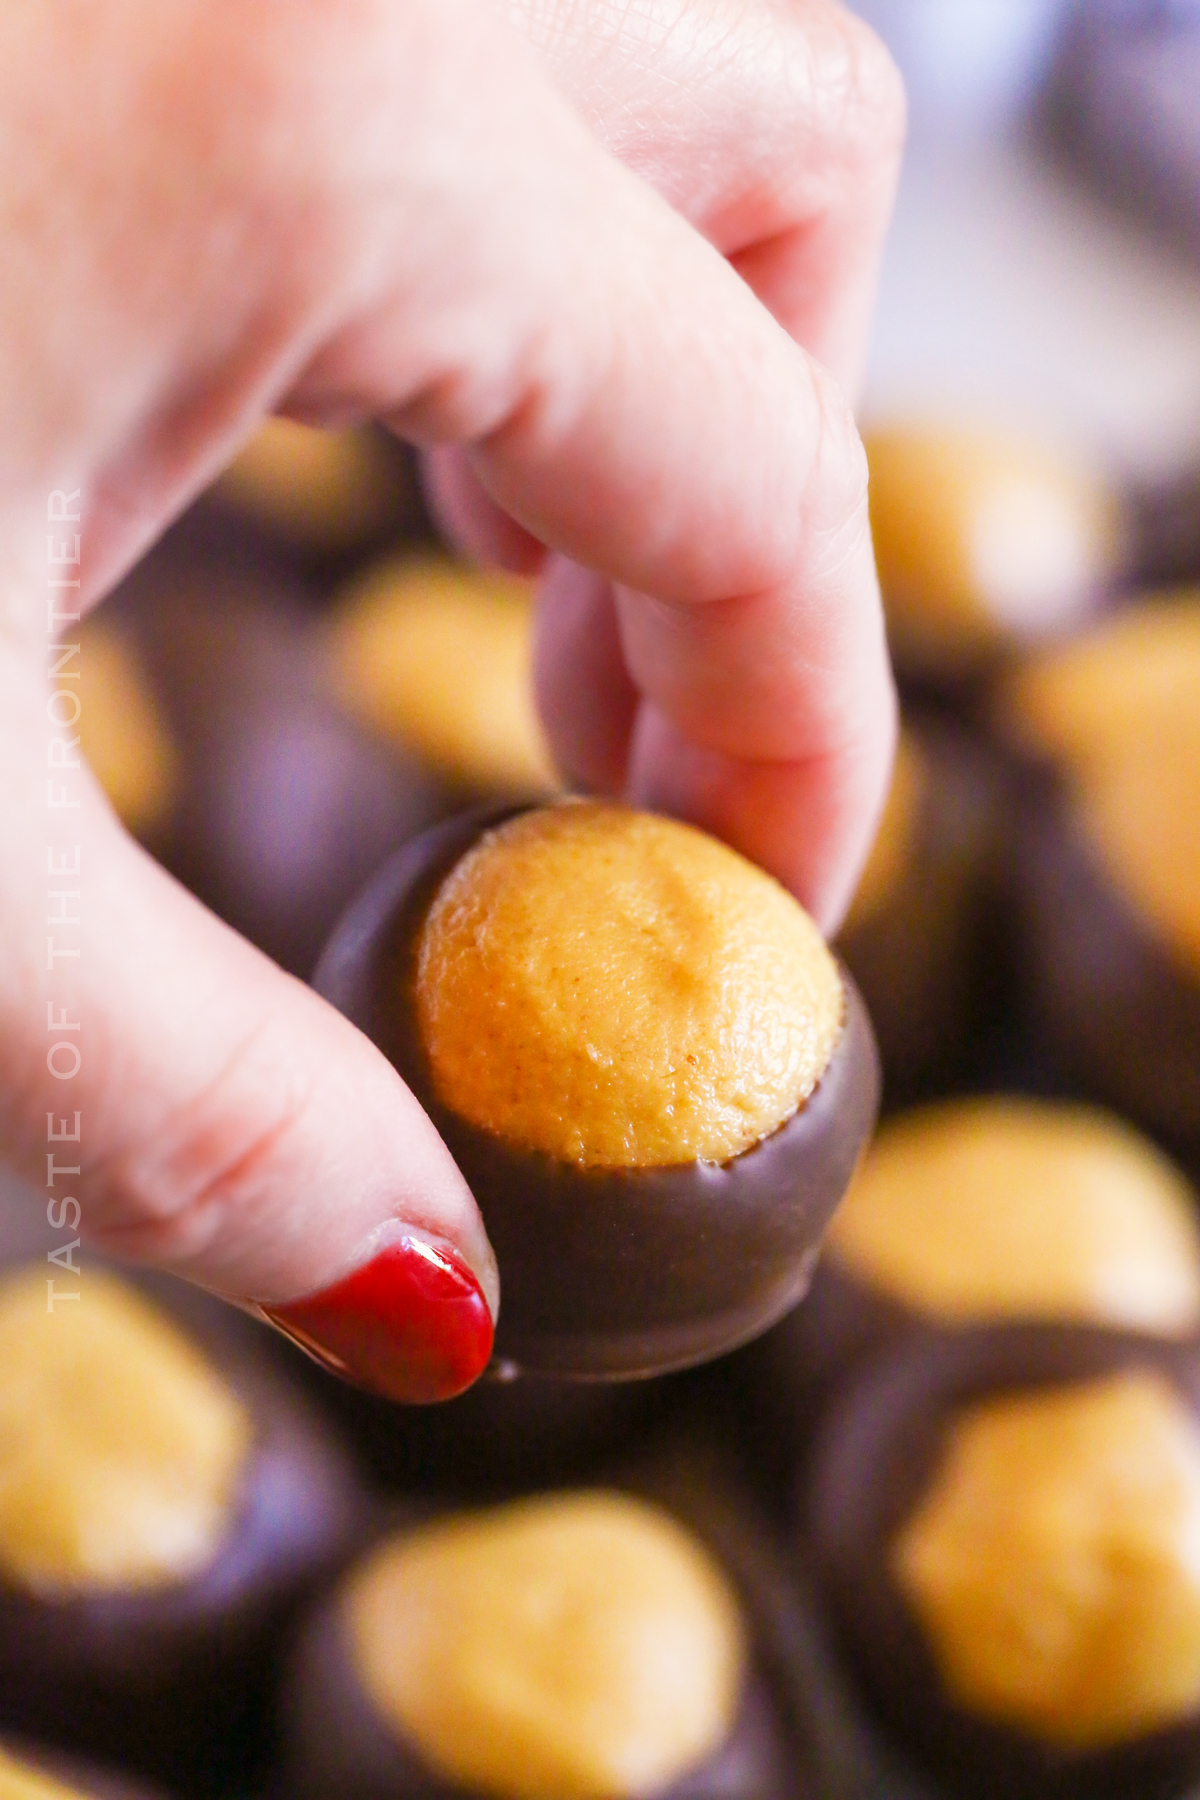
[0,1746,88,1800]
[415,802,844,1167]
[326,554,558,796]
[215,418,399,552]
[841,729,926,932]
[77,620,180,837]
[0,1267,251,1596]
[345,1491,747,1800]
[826,1099,1200,1333]
[892,1370,1200,1749]
[866,427,1116,673]
[999,596,1200,973]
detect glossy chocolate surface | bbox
[1014,769,1200,1158]
[0,1274,364,1794]
[809,1323,1200,1800]
[315,808,880,1379]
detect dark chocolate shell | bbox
[314,808,879,1379]
[808,1323,1200,1800]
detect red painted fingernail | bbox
[260,1234,494,1404]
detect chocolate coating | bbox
[1013,767,1200,1158]
[808,1323,1200,1800]
[0,1273,364,1795]
[315,808,879,1378]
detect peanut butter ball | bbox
[893,1370,1200,1750]
[0,1268,360,1793]
[212,419,415,562]
[281,1481,805,1800]
[325,554,558,801]
[315,802,878,1376]
[867,425,1120,685]
[835,722,1004,1099]
[996,593,1200,1152]
[416,805,842,1169]
[738,1099,1200,1512]
[811,1324,1200,1799]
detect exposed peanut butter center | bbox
[826,1099,1200,1332]
[866,427,1115,674]
[327,554,558,796]
[415,803,844,1168]
[842,730,926,932]
[999,597,1200,972]
[77,620,180,837]
[0,1746,88,1800]
[215,419,398,552]
[891,1370,1200,1749]
[0,1267,252,1596]
[345,1491,747,1800]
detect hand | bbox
[0,0,902,1397]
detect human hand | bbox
[0,0,902,1398]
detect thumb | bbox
[4,713,497,1404]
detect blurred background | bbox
[860,0,1200,477]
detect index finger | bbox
[507,0,906,395]
[435,145,895,928]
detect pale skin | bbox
[0,0,903,1320]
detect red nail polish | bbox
[260,1234,494,1404]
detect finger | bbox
[2,680,498,1404]
[423,0,904,571]
[260,4,894,920]
[532,550,895,927]
[420,445,546,574]
[508,0,906,395]
[531,559,639,795]
[63,0,895,912]
[528,356,896,927]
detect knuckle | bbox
[839,9,907,159]
[84,1025,314,1274]
[783,0,907,174]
